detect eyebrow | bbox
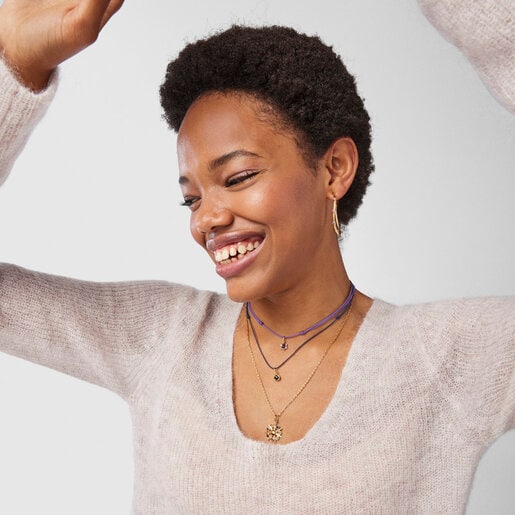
[178,149,262,185]
[209,149,262,171]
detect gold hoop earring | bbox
[332,197,341,237]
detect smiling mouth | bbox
[213,239,262,265]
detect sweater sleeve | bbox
[0,58,58,186]
[419,297,515,447]
[418,0,515,113]
[0,263,183,399]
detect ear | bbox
[322,137,358,200]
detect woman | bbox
[0,0,513,513]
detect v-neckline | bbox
[217,297,384,450]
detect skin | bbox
[0,0,123,91]
[2,1,373,444]
[178,93,373,443]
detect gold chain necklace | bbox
[246,306,352,443]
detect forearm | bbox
[419,0,515,113]
[0,58,58,186]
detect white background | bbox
[0,0,514,513]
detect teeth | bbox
[214,240,262,263]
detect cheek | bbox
[257,177,320,226]
[242,183,289,225]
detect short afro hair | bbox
[160,25,374,226]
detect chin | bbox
[223,274,263,303]
[224,281,252,303]
[224,274,284,304]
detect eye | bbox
[226,170,259,187]
[180,196,200,209]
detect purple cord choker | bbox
[245,282,355,349]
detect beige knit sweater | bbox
[0,276,514,514]
[418,0,514,113]
[1,7,515,511]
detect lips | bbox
[214,240,261,264]
[205,234,264,279]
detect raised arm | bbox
[0,264,181,399]
[0,0,173,399]
[0,0,124,91]
[0,0,124,184]
[418,0,515,113]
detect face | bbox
[177,92,336,302]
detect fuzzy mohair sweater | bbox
[1,1,514,512]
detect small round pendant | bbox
[280,341,288,351]
[266,423,283,442]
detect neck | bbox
[249,252,352,337]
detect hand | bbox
[0,0,124,91]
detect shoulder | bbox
[381,296,515,442]
[368,296,514,395]
[371,296,514,339]
[414,296,513,349]
[150,279,235,330]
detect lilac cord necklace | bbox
[246,282,355,350]
[246,299,353,381]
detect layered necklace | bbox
[246,282,355,351]
[246,283,355,381]
[245,285,355,443]
[246,306,352,443]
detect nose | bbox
[191,195,234,235]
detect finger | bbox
[77,0,115,28]
[99,0,125,31]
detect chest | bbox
[231,327,354,444]
[127,302,478,513]
[130,376,475,515]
